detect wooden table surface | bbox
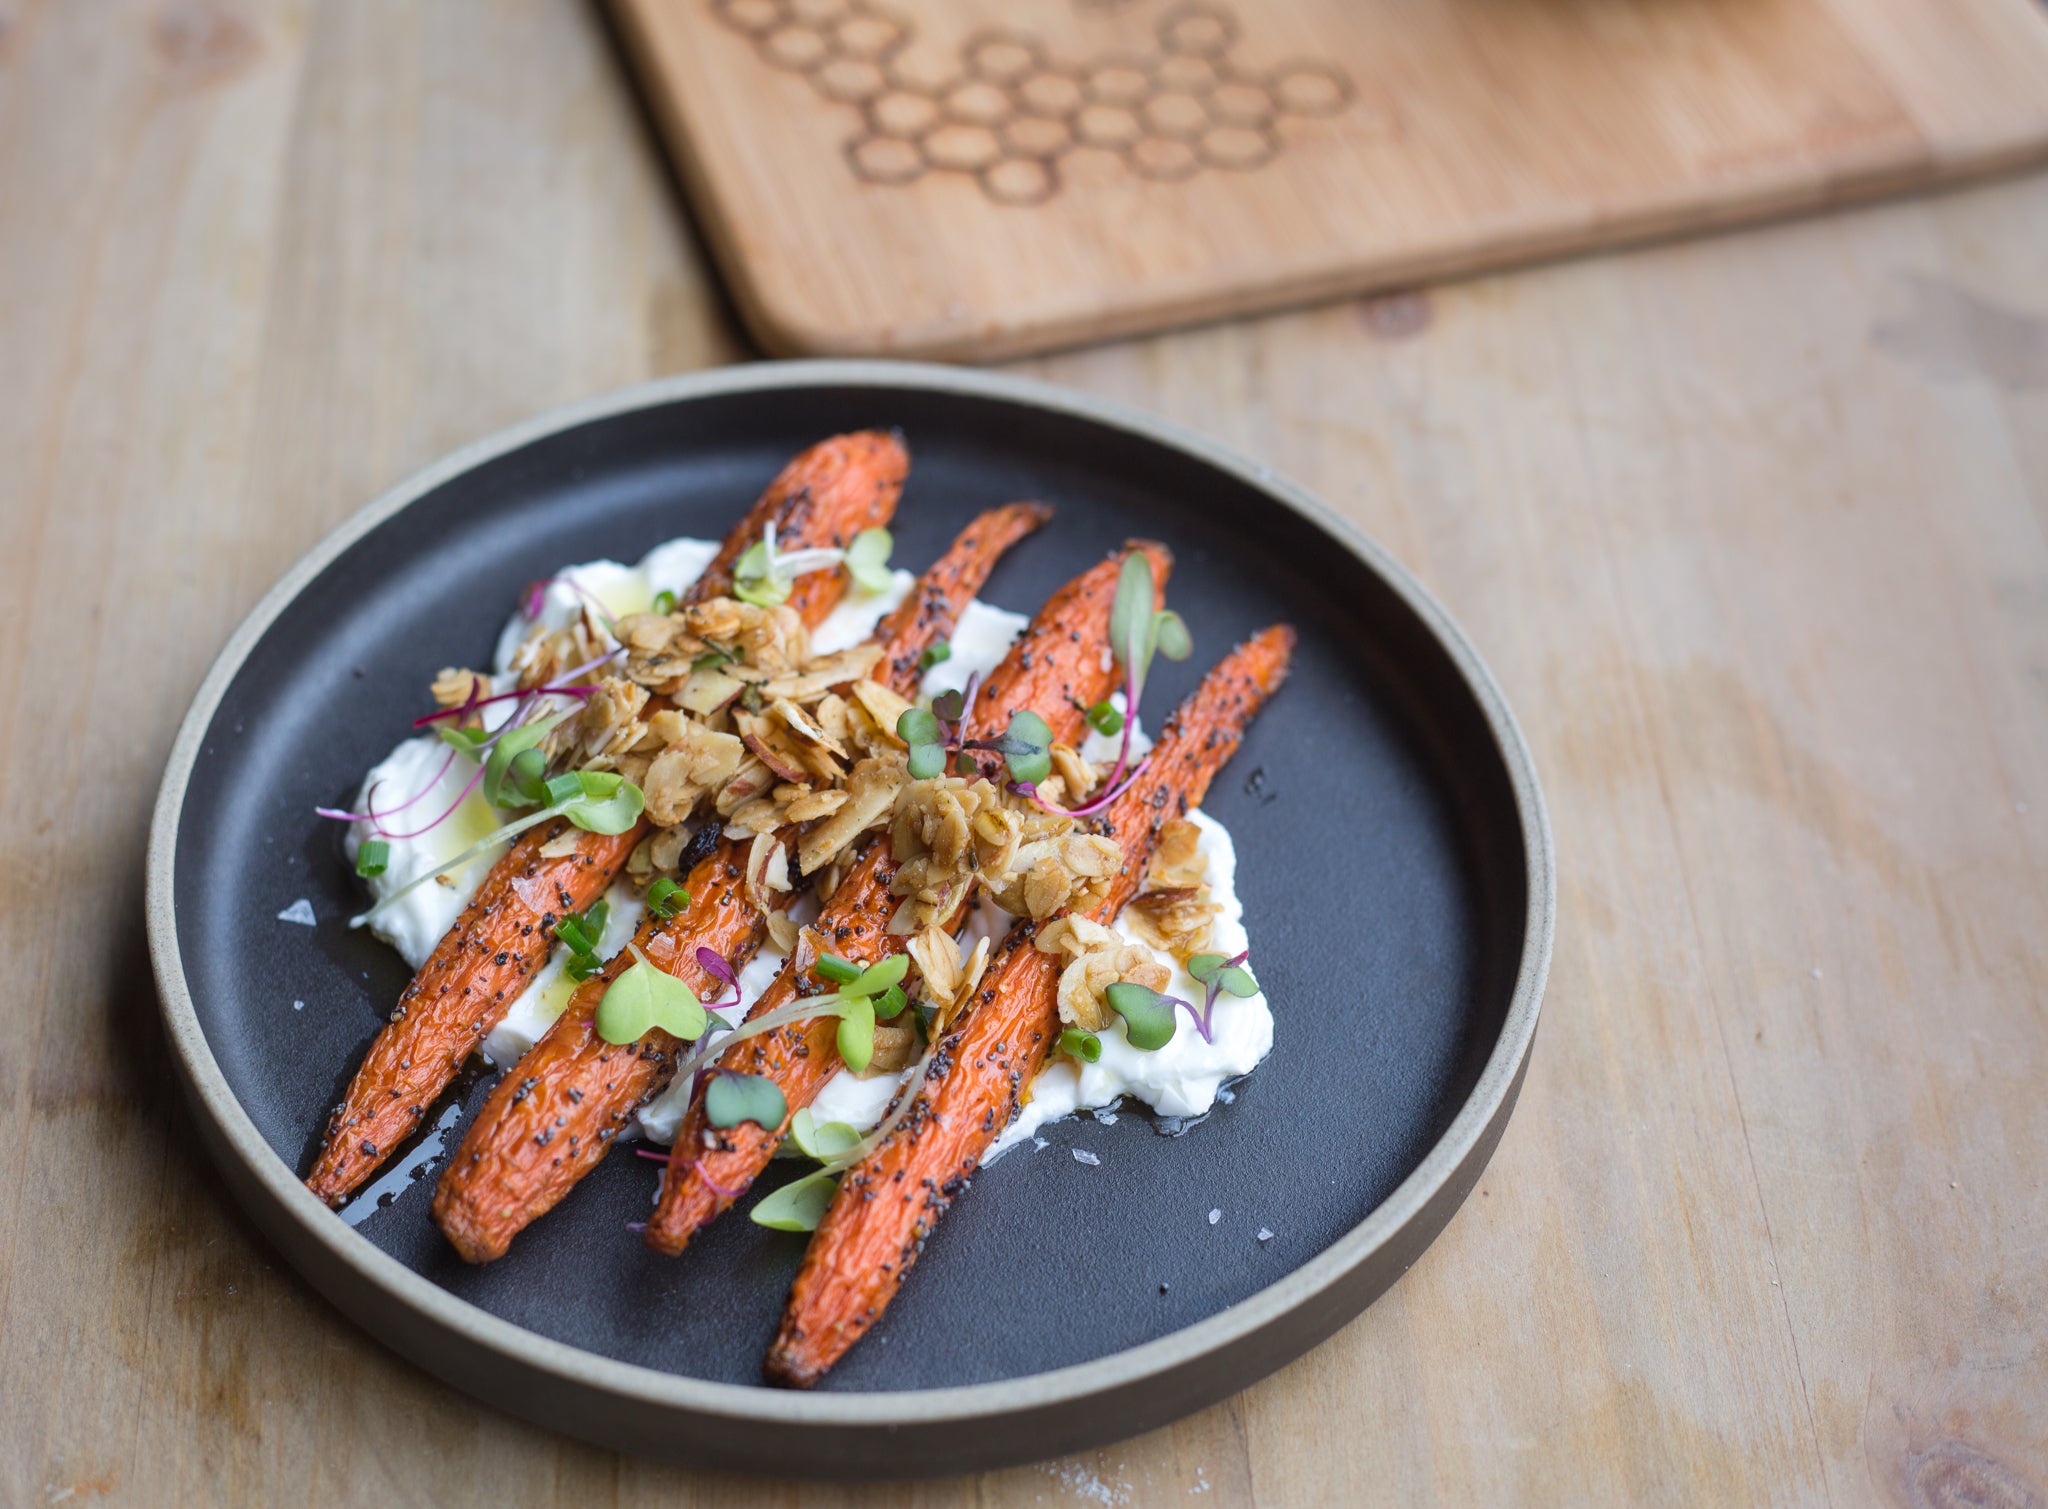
[5,3,2045,1505]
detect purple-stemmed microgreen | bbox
[734,522,894,607]
[1103,948,1258,1051]
[1010,551,1189,817]
[522,570,620,632]
[893,674,1052,787]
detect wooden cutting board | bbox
[610,0,2048,359]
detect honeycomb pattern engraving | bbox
[708,0,1354,205]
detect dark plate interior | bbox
[173,382,1529,1392]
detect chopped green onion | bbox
[1060,1027,1101,1063]
[918,641,952,672]
[1085,699,1124,737]
[645,877,688,919]
[875,982,908,1020]
[544,771,585,806]
[554,915,596,956]
[651,588,677,615]
[815,953,861,985]
[354,839,391,878]
[565,952,601,982]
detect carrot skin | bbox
[763,625,1295,1387]
[428,505,1052,1260]
[305,433,906,1205]
[643,543,1172,1255]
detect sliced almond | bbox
[850,679,914,745]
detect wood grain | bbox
[608,0,2048,360]
[3,0,2046,1504]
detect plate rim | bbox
[146,358,1554,1435]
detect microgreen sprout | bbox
[594,943,707,1045]
[734,522,894,606]
[752,1030,944,1232]
[346,770,645,929]
[1011,552,1188,818]
[890,674,1052,786]
[1103,947,1258,1051]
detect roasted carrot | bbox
[305,432,907,1206]
[641,543,1172,1256]
[763,625,1295,1387]
[429,505,1053,1261]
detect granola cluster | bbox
[886,772,1121,933]
[1035,915,1171,1033]
[1122,818,1220,961]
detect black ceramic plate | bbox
[147,362,1551,1478]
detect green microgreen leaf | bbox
[875,982,907,1020]
[952,751,978,778]
[594,953,707,1045]
[897,707,941,746]
[1187,953,1225,983]
[506,746,549,804]
[835,995,876,1074]
[751,1169,836,1232]
[931,688,965,724]
[918,641,951,672]
[732,538,788,607]
[842,528,894,592]
[814,953,861,985]
[645,877,687,920]
[438,724,492,756]
[483,719,556,808]
[1003,708,1053,786]
[1060,1027,1102,1063]
[1105,982,1178,1051]
[562,774,644,835]
[1216,965,1258,997]
[1085,699,1124,737]
[1109,552,1155,678]
[785,1107,862,1162]
[354,839,391,878]
[704,1071,788,1131]
[907,742,945,780]
[651,588,677,615]
[1152,609,1191,662]
[844,953,908,999]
